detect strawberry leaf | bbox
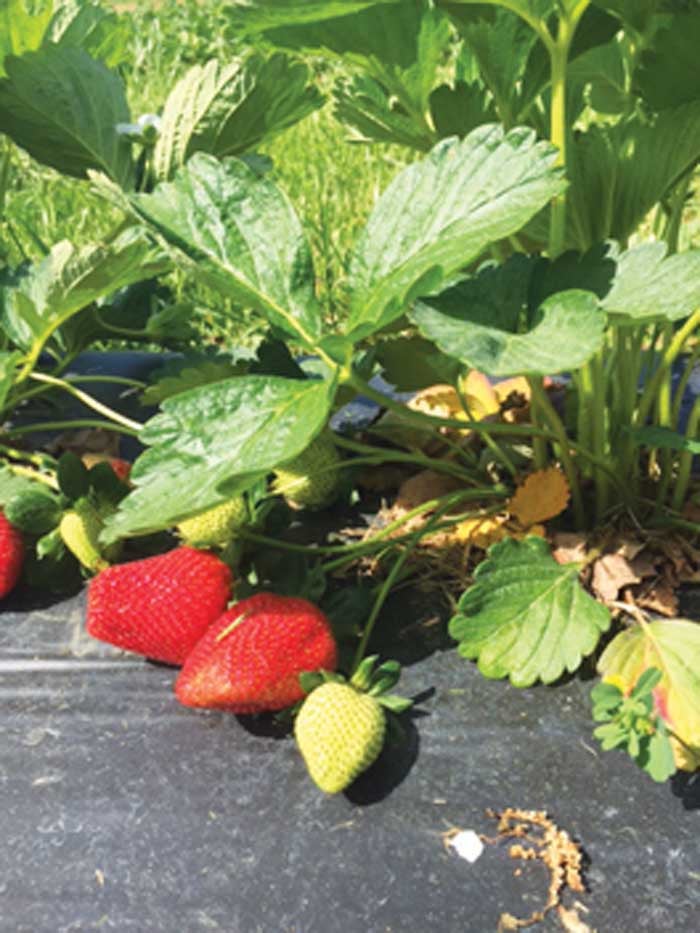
[130,153,322,347]
[0,44,135,187]
[597,618,700,765]
[102,374,335,542]
[152,54,322,182]
[449,536,611,686]
[344,125,566,341]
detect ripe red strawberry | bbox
[174,593,338,713]
[0,510,24,599]
[86,546,232,665]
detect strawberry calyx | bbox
[298,655,413,714]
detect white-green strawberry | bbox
[294,681,386,794]
[272,432,341,510]
[176,496,248,547]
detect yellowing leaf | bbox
[508,467,570,527]
[456,371,500,420]
[493,376,531,405]
[454,515,509,549]
[598,619,700,769]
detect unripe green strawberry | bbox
[176,496,248,547]
[273,432,341,509]
[59,501,108,572]
[294,681,386,794]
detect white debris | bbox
[445,829,484,863]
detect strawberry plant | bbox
[3,0,700,790]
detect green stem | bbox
[455,385,517,478]
[28,373,143,433]
[591,349,610,523]
[547,3,590,258]
[671,342,700,429]
[333,434,480,484]
[5,419,139,438]
[350,499,464,673]
[0,442,57,469]
[671,396,700,512]
[636,311,700,431]
[528,378,585,527]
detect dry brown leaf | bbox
[612,535,646,562]
[552,532,589,565]
[394,470,463,513]
[591,554,641,603]
[628,553,660,580]
[636,582,679,617]
[681,500,700,523]
[508,467,570,527]
[47,428,120,458]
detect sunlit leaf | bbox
[153,54,322,181]
[102,374,335,542]
[130,153,322,346]
[450,536,611,686]
[345,126,566,342]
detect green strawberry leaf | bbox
[129,153,322,347]
[0,229,169,363]
[626,426,700,455]
[0,44,135,187]
[601,242,700,325]
[411,264,606,377]
[152,53,322,182]
[449,536,611,686]
[344,125,566,342]
[102,374,335,542]
[47,1,134,70]
[635,11,700,109]
[228,1,397,31]
[141,352,253,406]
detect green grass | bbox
[1,0,410,342]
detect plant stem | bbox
[671,342,700,430]
[6,463,59,490]
[28,373,144,433]
[528,378,585,526]
[333,435,480,485]
[671,396,700,512]
[6,419,139,438]
[636,311,700,432]
[0,442,57,469]
[547,3,589,258]
[349,499,462,673]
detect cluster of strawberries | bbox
[1,513,399,794]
